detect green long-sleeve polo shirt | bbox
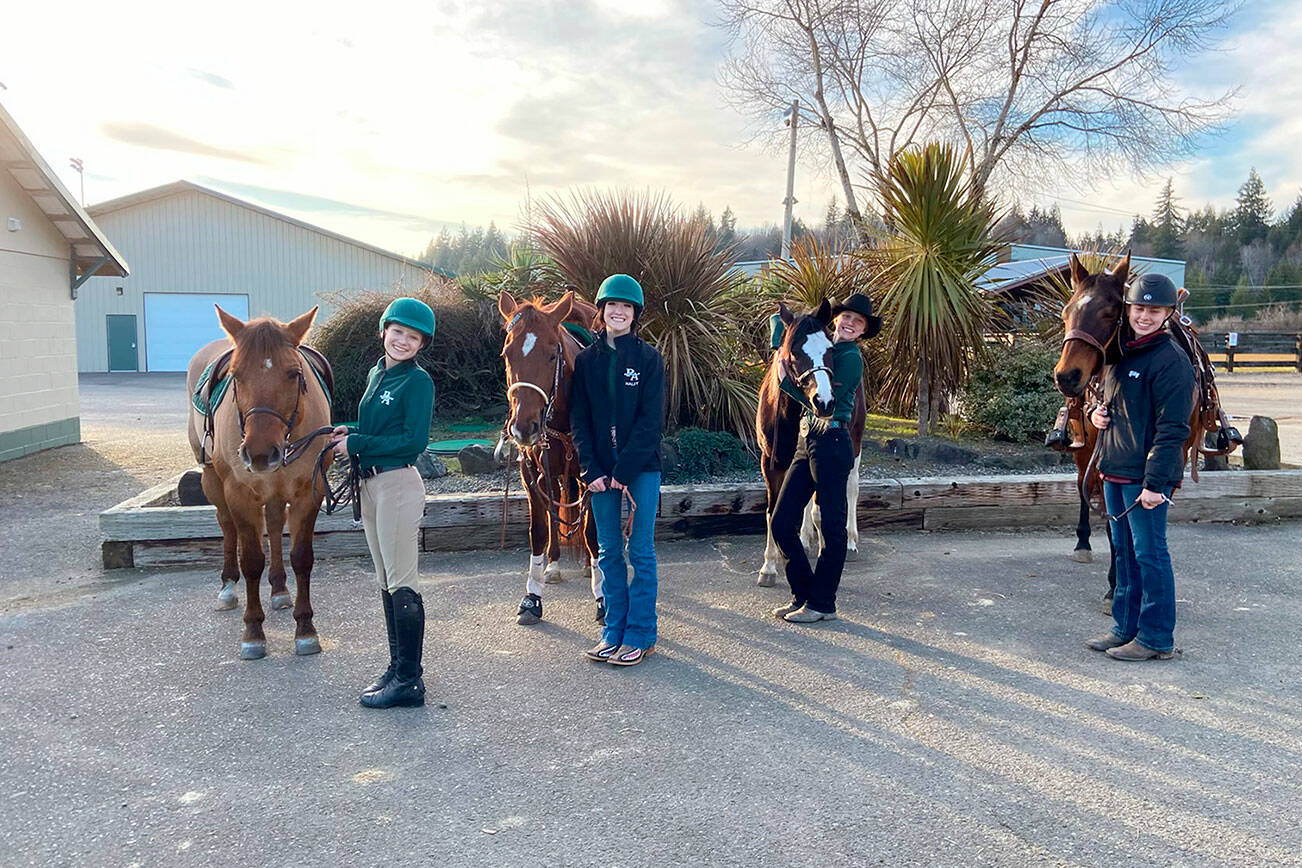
[344,357,434,469]
[779,340,863,425]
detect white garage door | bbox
[143,293,250,372]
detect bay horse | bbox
[756,299,866,587]
[497,290,602,624]
[186,306,334,659]
[1052,252,1238,601]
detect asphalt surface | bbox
[0,374,1299,867]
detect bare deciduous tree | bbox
[718,0,1239,220]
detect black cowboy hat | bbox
[830,292,883,340]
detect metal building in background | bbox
[76,181,435,372]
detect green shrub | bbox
[959,339,1063,442]
[314,279,505,423]
[664,427,754,483]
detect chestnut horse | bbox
[497,290,602,624]
[756,299,866,586]
[186,306,334,659]
[1052,252,1237,601]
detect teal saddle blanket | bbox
[192,346,333,418]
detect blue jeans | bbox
[1104,480,1176,653]
[592,471,660,650]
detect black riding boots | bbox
[360,587,426,709]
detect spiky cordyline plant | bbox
[529,188,757,438]
[873,143,1011,433]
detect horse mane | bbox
[231,318,295,364]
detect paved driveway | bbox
[0,374,1299,866]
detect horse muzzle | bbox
[239,442,285,472]
[1054,367,1086,397]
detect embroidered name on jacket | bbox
[623,368,640,386]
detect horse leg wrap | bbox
[526,554,546,597]
[590,563,604,601]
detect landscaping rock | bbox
[177,469,208,506]
[974,452,1062,471]
[415,452,448,479]
[1242,416,1280,470]
[915,439,980,465]
[884,437,920,459]
[457,444,502,475]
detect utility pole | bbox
[781,100,798,260]
[69,158,84,206]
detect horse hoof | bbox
[756,573,776,588]
[543,563,563,584]
[1072,550,1093,564]
[516,612,541,626]
[240,641,266,660]
[295,636,321,656]
[270,592,293,610]
[845,547,859,562]
[216,582,238,610]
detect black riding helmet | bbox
[1125,273,1179,307]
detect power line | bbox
[1184,299,1302,311]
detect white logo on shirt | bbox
[1128,370,1141,379]
[380,390,394,404]
[624,368,639,386]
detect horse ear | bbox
[1069,253,1089,285]
[1112,249,1131,285]
[498,290,519,322]
[216,305,245,341]
[285,306,317,346]
[815,298,832,325]
[546,290,574,322]
[778,302,794,325]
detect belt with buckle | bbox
[359,464,413,479]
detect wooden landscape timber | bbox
[99,469,1302,569]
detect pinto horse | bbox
[756,299,866,587]
[186,306,334,659]
[1052,252,1238,600]
[497,290,602,623]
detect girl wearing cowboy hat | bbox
[772,292,881,624]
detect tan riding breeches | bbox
[360,466,425,592]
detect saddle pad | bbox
[561,321,595,347]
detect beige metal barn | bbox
[76,181,435,372]
[0,101,129,462]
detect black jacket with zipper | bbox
[569,332,665,486]
[1097,330,1194,492]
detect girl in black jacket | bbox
[570,275,665,667]
[1085,274,1193,662]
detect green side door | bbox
[107,315,138,372]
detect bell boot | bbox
[361,590,398,696]
[361,587,426,708]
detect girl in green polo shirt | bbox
[329,297,435,708]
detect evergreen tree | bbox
[1233,168,1273,245]
[1227,273,1256,311]
[718,206,737,250]
[1150,178,1183,259]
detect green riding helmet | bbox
[379,297,436,342]
[1125,273,1179,307]
[595,274,644,316]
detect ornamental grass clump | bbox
[529,189,758,438]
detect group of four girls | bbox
[328,270,1192,708]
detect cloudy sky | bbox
[2,0,1298,258]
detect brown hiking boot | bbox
[1084,633,1129,652]
[1105,640,1174,661]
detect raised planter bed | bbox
[98,469,1302,569]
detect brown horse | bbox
[186,306,334,660]
[1052,252,1237,600]
[497,290,602,624]
[756,299,867,586]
